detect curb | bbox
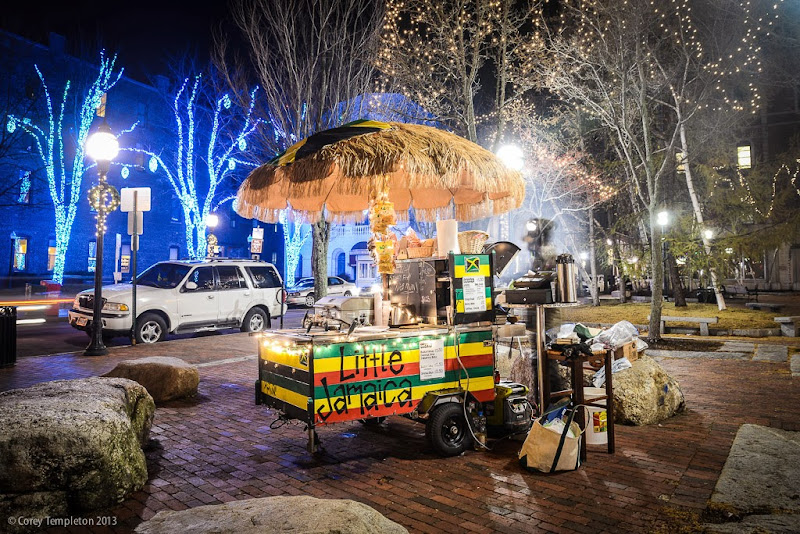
[580,323,783,338]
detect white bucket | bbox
[583,387,608,445]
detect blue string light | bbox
[126,78,260,259]
[279,211,310,287]
[6,51,125,284]
[121,166,130,179]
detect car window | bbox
[186,266,215,291]
[328,277,342,286]
[216,266,246,290]
[137,263,191,289]
[293,279,314,289]
[247,266,282,289]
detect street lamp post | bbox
[84,120,120,356]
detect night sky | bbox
[0,1,235,83]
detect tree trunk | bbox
[647,210,665,343]
[668,251,686,307]
[312,220,330,301]
[678,123,726,310]
[589,207,600,306]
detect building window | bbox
[88,240,97,272]
[47,239,56,271]
[169,246,179,260]
[12,237,28,271]
[170,196,180,222]
[737,145,751,169]
[18,171,31,204]
[271,252,277,264]
[296,254,303,280]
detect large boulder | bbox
[135,496,409,534]
[611,355,685,425]
[103,356,199,403]
[0,377,155,529]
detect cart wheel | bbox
[427,403,472,456]
[360,417,386,426]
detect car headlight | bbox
[288,292,299,297]
[103,301,130,312]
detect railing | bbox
[330,224,371,239]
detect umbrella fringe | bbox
[413,205,455,222]
[237,122,524,223]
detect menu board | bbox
[419,338,445,380]
[449,254,494,325]
[462,276,487,313]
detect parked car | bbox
[287,276,358,306]
[68,259,286,344]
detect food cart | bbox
[234,120,531,455]
[255,252,533,455]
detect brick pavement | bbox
[1,334,798,534]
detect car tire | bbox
[135,313,167,344]
[427,403,473,456]
[241,307,270,333]
[305,293,315,307]
[344,291,352,296]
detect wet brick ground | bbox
[0,333,798,533]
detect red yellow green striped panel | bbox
[258,329,496,427]
[312,330,495,425]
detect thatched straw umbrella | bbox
[235,120,525,223]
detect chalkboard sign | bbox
[389,259,438,324]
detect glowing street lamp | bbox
[657,211,669,228]
[496,145,524,171]
[84,120,120,357]
[703,229,713,240]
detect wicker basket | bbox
[458,231,489,254]
[406,246,434,258]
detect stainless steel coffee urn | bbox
[555,254,578,303]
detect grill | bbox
[78,296,106,309]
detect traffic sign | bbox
[127,212,143,235]
[120,187,152,212]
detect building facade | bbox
[0,31,283,291]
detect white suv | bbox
[68,259,286,344]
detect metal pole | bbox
[85,168,108,356]
[131,191,138,345]
[535,304,546,414]
[280,284,285,329]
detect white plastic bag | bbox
[594,320,639,349]
[592,356,633,388]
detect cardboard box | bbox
[613,340,638,362]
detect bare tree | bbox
[221,0,385,300]
[538,0,686,341]
[6,53,126,284]
[378,0,536,145]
